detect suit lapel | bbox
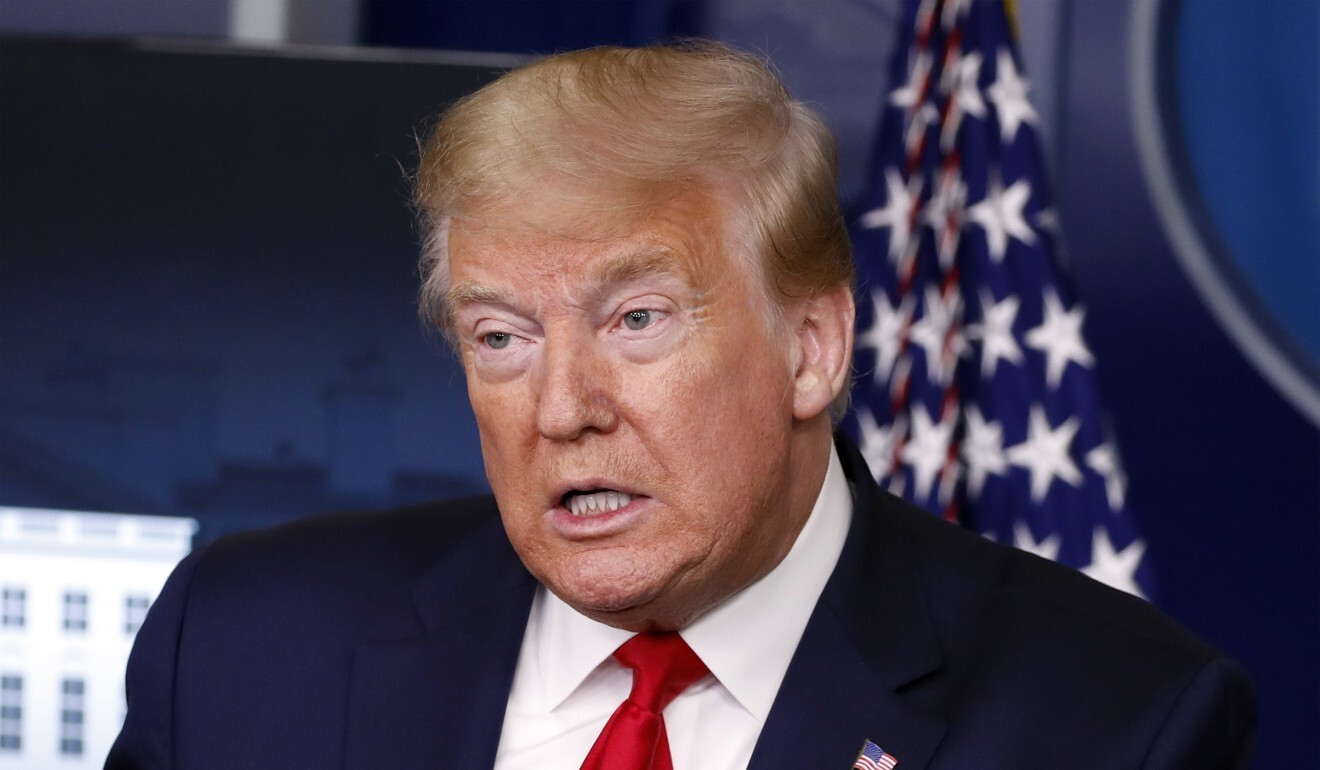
[344,511,537,770]
[749,436,947,769]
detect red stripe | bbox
[884,0,970,525]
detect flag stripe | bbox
[853,739,899,770]
[846,0,1153,599]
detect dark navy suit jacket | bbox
[106,437,1256,768]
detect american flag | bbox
[844,0,1154,598]
[853,739,899,770]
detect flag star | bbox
[949,51,986,118]
[1013,521,1061,561]
[891,53,940,151]
[909,286,966,385]
[889,52,928,110]
[962,404,1008,498]
[856,408,902,482]
[940,50,987,151]
[922,172,966,231]
[921,170,967,269]
[1086,442,1128,511]
[857,289,914,385]
[905,102,940,154]
[1081,527,1147,599]
[1025,289,1095,388]
[859,168,919,263]
[968,173,1036,262]
[1006,405,1083,502]
[966,290,1023,378]
[902,403,958,501]
[988,48,1039,142]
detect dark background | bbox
[1,1,1315,764]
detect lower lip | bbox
[546,496,650,540]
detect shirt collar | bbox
[535,445,853,720]
[534,580,634,710]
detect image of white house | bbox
[0,506,195,768]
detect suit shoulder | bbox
[182,495,503,623]
[202,494,497,569]
[880,492,1222,662]
[869,494,1256,763]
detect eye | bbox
[483,331,512,349]
[622,310,656,331]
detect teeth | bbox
[566,490,634,517]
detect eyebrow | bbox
[444,282,511,313]
[446,247,693,316]
[587,247,688,291]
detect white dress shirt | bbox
[494,446,852,770]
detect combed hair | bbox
[413,40,855,337]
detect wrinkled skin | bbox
[447,186,853,631]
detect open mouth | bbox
[562,489,635,517]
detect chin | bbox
[559,574,660,615]
[550,554,681,622]
[572,595,692,633]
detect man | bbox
[108,42,1255,769]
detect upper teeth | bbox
[567,490,633,516]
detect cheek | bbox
[643,332,791,482]
[466,379,537,492]
[466,358,531,434]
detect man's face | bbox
[447,187,821,630]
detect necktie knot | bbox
[614,633,709,714]
[579,633,709,770]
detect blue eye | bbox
[484,332,512,349]
[623,310,654,331]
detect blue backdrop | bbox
[1,1,1315,762]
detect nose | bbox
[535,332,618,441]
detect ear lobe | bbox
[791,284,856,421]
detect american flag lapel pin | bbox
[853,739,898,770]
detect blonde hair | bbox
[414,40,854,336]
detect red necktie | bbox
[580,633,710,770]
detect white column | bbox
[229,0,290,44]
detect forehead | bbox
[447,184,742,294]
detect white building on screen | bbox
[0,506,195,769]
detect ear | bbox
[791,283,855,421]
